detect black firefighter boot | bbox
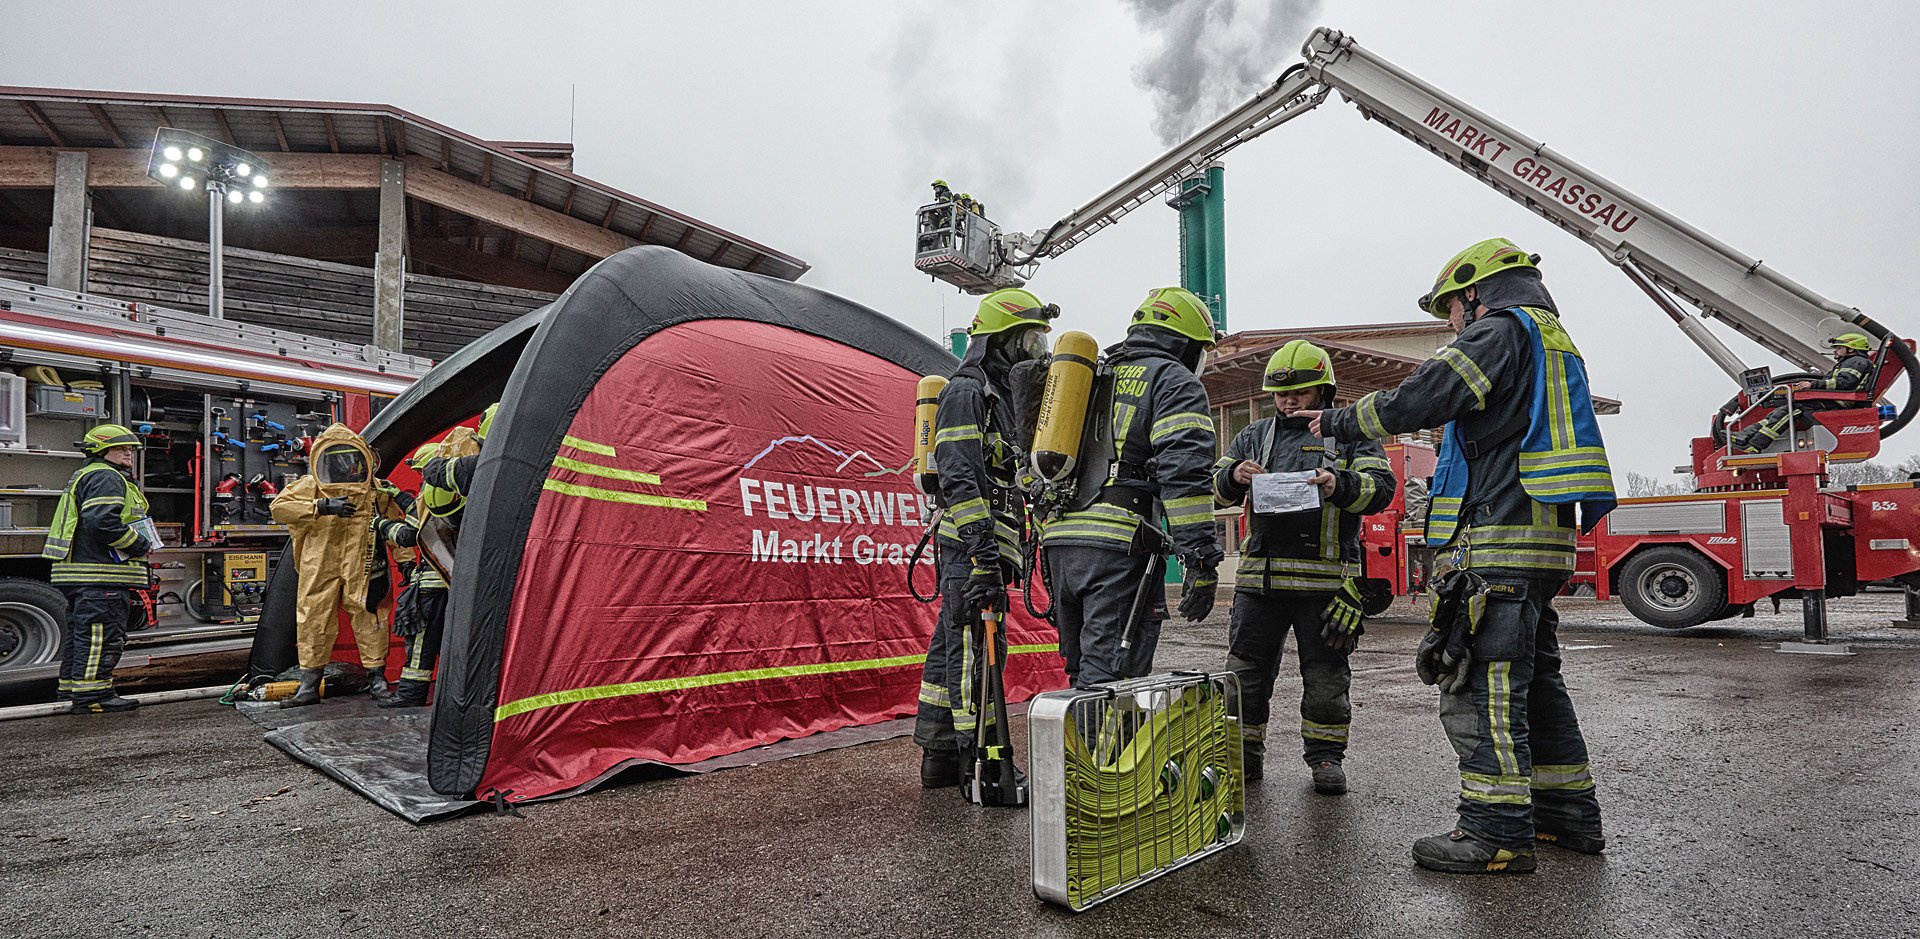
[1311,761,1348,795]
[377,679,431,709]
[365,670,399,706]
[920,748,962,788]
[69,695,141,714]
[278,668,324,709]
[1412,829,1537,875]
[1536,826,1608,854]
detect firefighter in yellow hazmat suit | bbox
[269,424,399,708]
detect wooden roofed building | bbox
[0,87,807,360]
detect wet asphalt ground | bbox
[3,594,1917,939]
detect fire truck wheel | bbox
[0,577,67,677]
[1619,546,1725,629]
[1706,602,1751,622]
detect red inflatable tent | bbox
[365,247,1065,802]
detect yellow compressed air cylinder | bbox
[1031,331,1099,483]
[913,375,947,496]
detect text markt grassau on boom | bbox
[1422,107,1639,234]
[739,476,935,566]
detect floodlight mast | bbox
[147,128,269,320]
[214,180,234,319]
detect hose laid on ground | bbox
[0,684,231,723]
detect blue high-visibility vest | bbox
[1426,306,1616,547]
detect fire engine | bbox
[0,277,432,688]
[912,27,1919,648]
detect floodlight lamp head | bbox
[148,127,269,197]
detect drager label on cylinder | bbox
[1420,107,1639,235]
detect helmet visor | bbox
[316,445,369,485]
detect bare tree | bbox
[1622,471,1692,497]
[1829,461,1900,486]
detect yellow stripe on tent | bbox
[541,479,709,512]
[495,643,1062,721]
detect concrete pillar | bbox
[46,151,90,292]
[372,159,407,352]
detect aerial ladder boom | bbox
[914,28,1915,434]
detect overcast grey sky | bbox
[5,1,1917,481]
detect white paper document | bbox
[1250,471,1322,515]
[112,517,161,561]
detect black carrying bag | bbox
[244,547,298,683]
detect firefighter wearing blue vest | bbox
[1302,239,1616,874]
[914,288,1055,790]
[1211,341,1396,794]
[43,424,156,713]
[1041,286,1225,687]
[371,442,449,708]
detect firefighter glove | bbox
[1178,562,1219,623]
[392,582,422,638]
[1322,579,1365,652]
[965,562,1007,614]
[1435,641,1473,694]
[1414,627,1471,692]
[1418,569,1485,693]
[315,497,357,517]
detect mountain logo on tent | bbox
[743,435,913,478]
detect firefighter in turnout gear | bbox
[418,402,495,522]
[371,443,449,708]
[269,424,401,708]
[43,424,155,713]
[1731,330,1878,453]
[914,288,1055,790]
[1302,239,1616,874]
[1212,341,1395,793]
[1041,287,1224,687]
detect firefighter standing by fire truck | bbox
[1301,239,1617,875]
[43,424,156,713]
[1211,341,1395,795]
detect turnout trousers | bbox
[397,587,447,692]
[1742,397,1846,450]
[1226,587,1352,766]
[57,586,132,702]
[293,567,388,671]
[914,542,1008,755]
[1048,544,1162,688]
[1440,574,1603,849]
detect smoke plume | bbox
[884,5,1066,213]
[1123,0,1324,146]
